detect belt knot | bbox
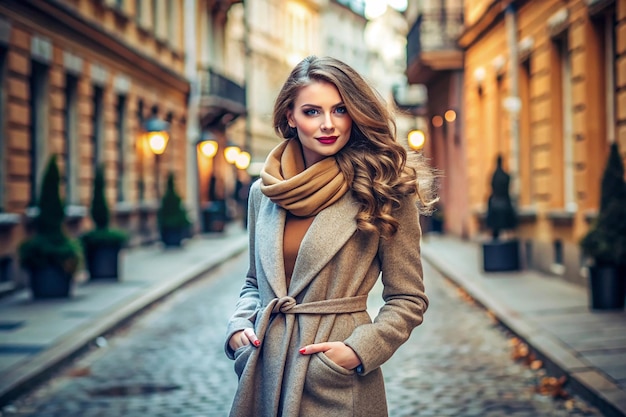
[272,296,297,313]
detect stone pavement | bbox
[0,223,249,407]
[0,222,624,416]
[420,233,626,417]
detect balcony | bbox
[406,9,464,85]
[199,67,246,128]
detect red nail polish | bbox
[254,340,260,347]
[299,348,306,354]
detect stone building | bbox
[0,0,242,291]
[409,0,626,286]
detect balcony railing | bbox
[198,67,246,127]
[200,67,246,106]
[407,8,464,67]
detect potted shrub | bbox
[19,155,82,299]
[80,165,128,280]
[202,174,227,233]
[482,154,520,272]
[158,172,191,247]
[580,142,626,310]
[430,203,444,233]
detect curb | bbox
[422,250,626,417]
[0,237,248,407]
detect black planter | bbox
[29,266,72,299]
[589,265,626,310]
[86,245,121,280]
[160,227,187,247]
[202,200,227,233]
[482,239,520,272]
[430,217,444,233]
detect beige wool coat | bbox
[225,180,428,417]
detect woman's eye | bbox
[335,106,348,114]
[303,109,319,116]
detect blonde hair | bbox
[273,56,438,238]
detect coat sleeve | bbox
[224,181,263,360]
[343,195,429,374]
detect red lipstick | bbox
[317,136,338,144]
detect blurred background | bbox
[0,0,622,293]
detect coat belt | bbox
[270,295,368,314]
[255,295,368,342]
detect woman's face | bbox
[287,81,352,167]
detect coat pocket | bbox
[306,352,355,388]
[233,344,253,378]
[302,352,356,414]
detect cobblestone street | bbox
[3,252,604,417]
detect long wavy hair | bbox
[273,56,438,238]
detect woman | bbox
[225,55,436,417]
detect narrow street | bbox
[5,252,603,417]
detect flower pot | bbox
[29,266,72,299]
[202,200,227,233]
[160,227,186,247]
[430,217,444,233]
[86,245,121,280]
[482,239,520,272]
[589,265,626,311]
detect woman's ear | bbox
[286,111,295,128]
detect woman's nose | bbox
[321,114,334,131]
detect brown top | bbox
[283,212,315,287]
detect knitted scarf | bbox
[260,139,349,217]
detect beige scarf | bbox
[260,139,349,217]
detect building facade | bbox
[0,0,245,291]
[433,0,624,286]
[405,0,467,237]
[227,0,326,172]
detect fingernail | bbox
[299,347,306,354]
[254,340,260,347]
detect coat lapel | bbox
[256,199,287,297]
[289,193,359,296]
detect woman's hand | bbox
[229,328,260,351]
[299,341,361,370]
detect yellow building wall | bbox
[463,0,625,285]
[0,0,190,283]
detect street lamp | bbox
[144,116,170,155]
[143,115,170,199]
[235,151,251,170]
[198,138,218,158]
[224,142,241,164]
[407,129,426,151]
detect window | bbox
[115,94,127,202]
[168,0,176,48]
[137,99,145,201]
[28,61,49,206]
[64,74,79,204]
[559,38,575,211]
[0,47,6,211]
[553,35,575,211]
[604,11,616,144]
[519,58,533,206]
[92,85,104,178]
[152,0,158,31]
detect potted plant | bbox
[18,155,82,299]
[202,174,227,233]
[580,142,626,310]
[482,154,520,272]
[80,165,129,280]
[158,172,191,247]
[430,203,444,233]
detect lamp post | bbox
[144,115,170,200]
